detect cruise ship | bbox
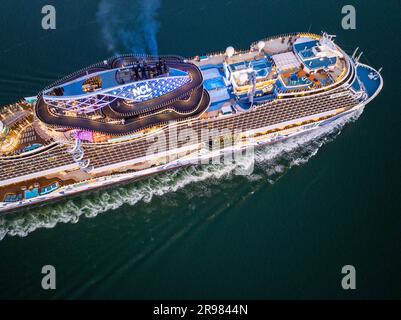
[0,32,383,214]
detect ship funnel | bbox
[226,46,235,58]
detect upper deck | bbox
[190,32,350,118]
[0,32,382,160]
[0,32,384,199]
[43,66,189,100]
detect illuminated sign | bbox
[44,76,191,112]
[131,83,152,101]
[107,76,190,103]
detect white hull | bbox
[0,103,365,215]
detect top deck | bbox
[0,32,383,162]
[43,63,188,100]
[190,32,349,118]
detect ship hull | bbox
[0,29,384,217]
[0,103,365,215]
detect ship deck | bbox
[0,32,384,210]
[191,33,350,120]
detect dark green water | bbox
[0,0,400,299]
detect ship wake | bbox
[0,108,364,240]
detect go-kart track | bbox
[35,55,210,135]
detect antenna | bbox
[352,47,359,59]
[356,51,363,63]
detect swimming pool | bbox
[204,77,226,91]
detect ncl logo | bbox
[132,83,153,101]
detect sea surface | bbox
[0,0,400,299]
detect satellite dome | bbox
[225,46,235,58]
[257,41,265,52]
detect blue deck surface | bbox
[168,68,188,77]
[294,40,337,70]
[229,58,272,76]
[288,73,312,86]
[62,79,86,96]
[62,69,119,96]
[61,67,188,97]
[299,49,315,59]
[208,101,227,112]
[204,77,226,91]
[294,40,319,53]
[200,63,223,71]
[357,65,381,98]
[252,59,272,70]
[276,76,310,91]
[305,57,337,70]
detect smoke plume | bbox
[96,0,161,55]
